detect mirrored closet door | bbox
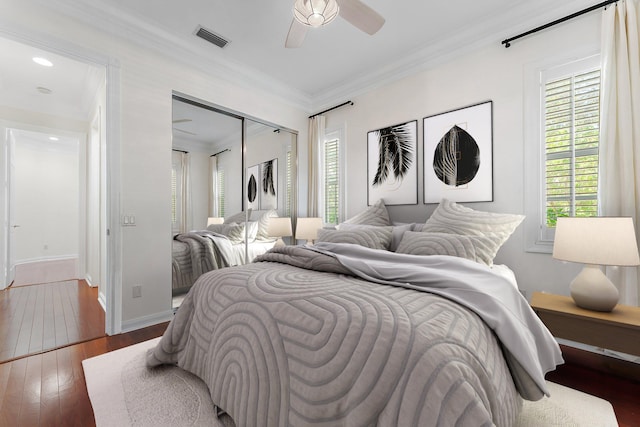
[170,94,297,309]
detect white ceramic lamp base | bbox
[570,265,619,312]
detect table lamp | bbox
[295,217,323,244]
[552,217,640,312]
[207,217,224,226]
[267,217,293,247]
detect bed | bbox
[171,210,278,294]
[152,199,564,426]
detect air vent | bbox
[195,26,229,48]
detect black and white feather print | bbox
[262,159,276,196]
[372,123,414,187]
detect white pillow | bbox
[395,231,495,265]
[342,199,391,227]
[422,199,524,260]
[206,223,246,244]
[224,210,278,241]
[317,227,393,250]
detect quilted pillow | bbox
[342,199,391,227]
[396,231,496,265]
[422,199,524,260]
[317,227,393,251]
[224,210,278,241]
[337,223,412,252]
[206,223,246,244]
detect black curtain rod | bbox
[502,0,618,48]
[309,101,354,119]
[210,148,230,157]
[172,149,188,154]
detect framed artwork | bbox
[246,164,260,210]
[367,120,418,206]
[260,158,278,210]
[423,101,493,203]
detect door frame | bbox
[0,30,122,335]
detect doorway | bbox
[7,128,83,286]
[0,34,114,341]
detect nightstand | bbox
[531,292,640,357]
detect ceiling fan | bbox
[285,0,385,48]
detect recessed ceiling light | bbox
[36,86,53,94]
[33,57,53,67]
[49,136,59,141]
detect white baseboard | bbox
[120,310,174,334]
[98,291,107,312]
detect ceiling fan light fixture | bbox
[293,0,339,28]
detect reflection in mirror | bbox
[170,95,297,310]
[244,120,297,220]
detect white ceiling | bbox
[1,0,598,144]
[40,0,595,110]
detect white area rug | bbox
[83,338,618,427]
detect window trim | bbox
[524,51,600,253]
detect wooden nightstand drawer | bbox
[531,292,640,357]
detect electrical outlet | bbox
[133,285,142,298]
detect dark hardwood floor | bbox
[0,281,105,363]
[1,282,639,426]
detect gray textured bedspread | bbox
[149,244,562,426]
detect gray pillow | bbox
[317,227,393,250]
[396,231,495,265]
[422,199,524,260]
[337,223,412,252]
[342,199,391,226]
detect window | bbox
[524,54,601,252]
[216,169,225,218]
[321,128,344,225]
[285,149,293,217]
[171,150,184,233]
[544,69,600,227]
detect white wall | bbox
[11,130,79,262]
[324,13,601,299]
[2,1,309,329]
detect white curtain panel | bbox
[599,0,640,305]
[181,152,192,233]
[307,115,325,217]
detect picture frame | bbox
[367,120,418,206]
[423,101,493,203]
[246,164,260,210]
[260,158,278,210]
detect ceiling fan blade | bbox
[173,128,197,136]
[285,19,308,48]
[337,0,385,35]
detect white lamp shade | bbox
[553,217,640,266]
[267,217,293,238]
[207,217,224,226]
[296,217,323,241]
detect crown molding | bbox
[310,0,596,111]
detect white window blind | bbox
[171,167,178,224]
[286,150,292,217]
[217,169,225,218]
[323,136,340,225]
[544,68,600,227]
